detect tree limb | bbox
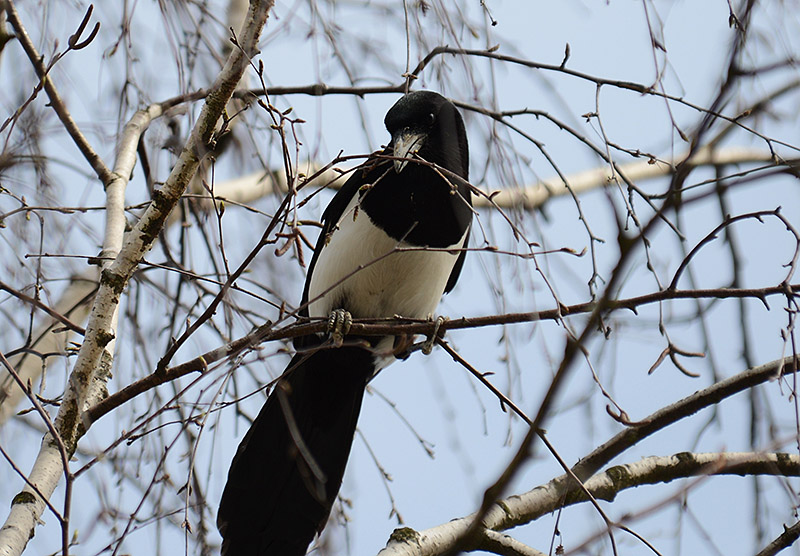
[185,146,780,212]
[0,271,97,426]
[755,520,800,556]
[82,284,799,424]
[2,1,111,185]
[0,2,275,554]
[376,450,800,556]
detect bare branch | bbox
[377,450,800,556]
[0,2,275,553]
[0,270,97,426]
[3,1,111,184]
[198,147,781,212]
[755,520,800,556]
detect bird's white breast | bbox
[307,194,465,322]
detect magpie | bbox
[217,90,472,555]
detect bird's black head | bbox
[384,90,469,180]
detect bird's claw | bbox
[422,315,447,355]
[327,309,352,347]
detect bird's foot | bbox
[327,309,352,347]
[421,315,447,355]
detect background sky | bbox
[2,1,800,555]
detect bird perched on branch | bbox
[217,90,472,555]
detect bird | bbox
[217,90,472,555]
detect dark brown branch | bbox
[412,45,800,155]
[151,156,351,375]
[3,1,112,185]
[571,356,798,482]
[241,84,405,98]
[755,520,800,556]
[0,280,86,336]
[668,209,800,291]
[84,283,799,433]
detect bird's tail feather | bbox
[218,346,376,556]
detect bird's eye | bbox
[426,112,436,125]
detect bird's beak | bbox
[392,130,425,173]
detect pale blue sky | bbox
[2,1,800,555]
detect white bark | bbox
[189,146,775,213]
[0,2,274,554]
[1,0,253,426]
[481,530,548,556]
[376,451,800,556]
[0,101,164,556]
[486,146,775,210]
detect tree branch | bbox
[0,2,275,554]
[755,520,800,556]
[3,143,787,427]
[0,270,97,426]
[377,451,800,556]
[83,284,799,424]
[190,146,781,212]
[478,530,547,556]
[2,1,111,185]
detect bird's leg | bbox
[421,315,447,355]
[327,309,352,347]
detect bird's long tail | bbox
[218,346,376,556]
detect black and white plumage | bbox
[217,90,472,556]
